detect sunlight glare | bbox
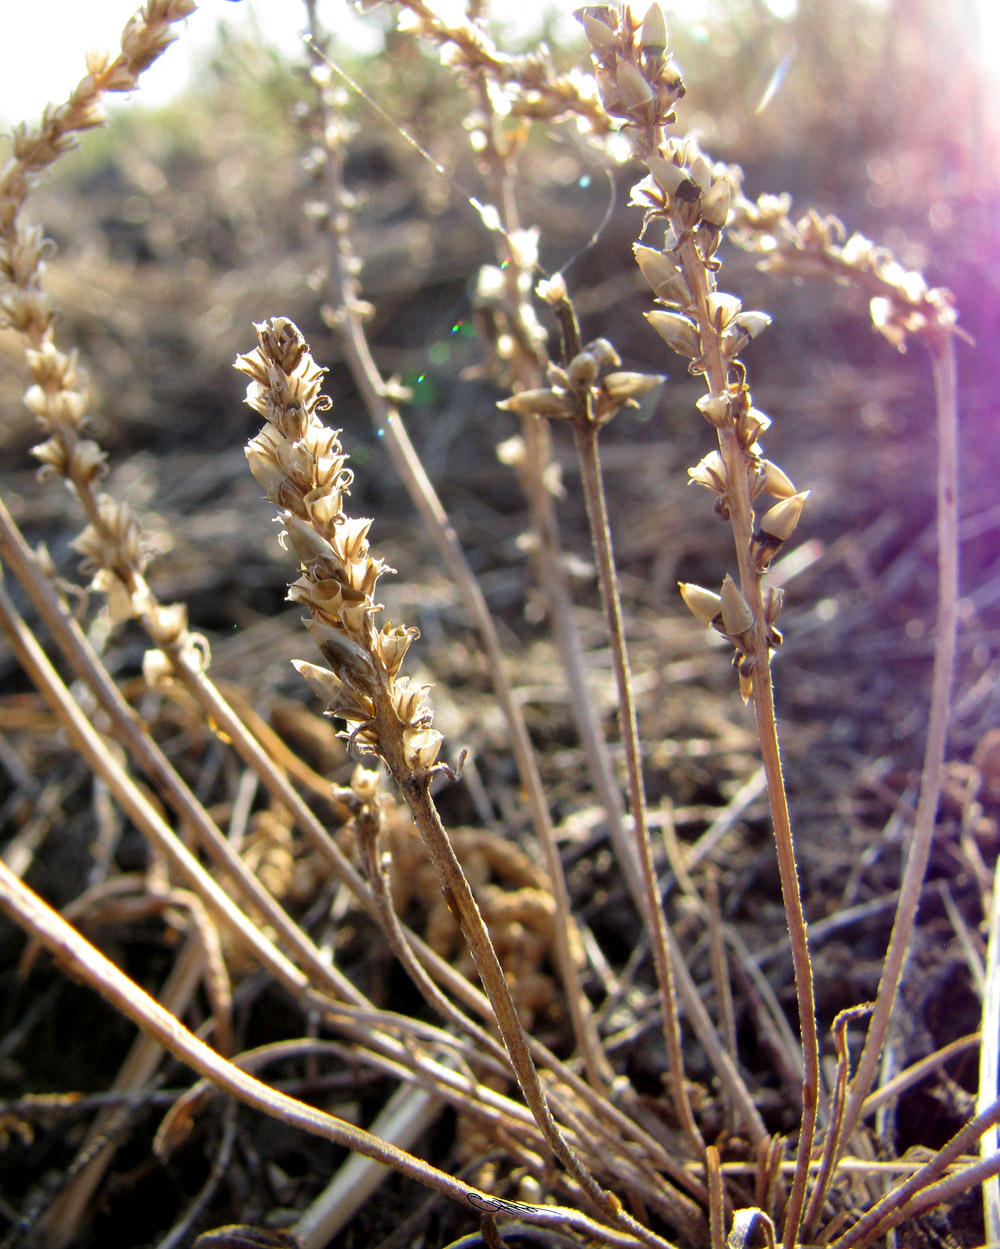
[974,0,1000,79]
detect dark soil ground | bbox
[0,6,998,1247]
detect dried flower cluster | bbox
[387,0,610,130]
[237,317,444,775]
[579,3,808,699]
[729,193,959,350]
[498,279,664,427]
[1,0,196,348]
[0,0,207,675]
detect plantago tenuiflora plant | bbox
[576,7,819,1244]
[0,0,992,1245]
[236,314,701,1249]
[729,160,966,1245]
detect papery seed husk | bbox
[689,153,713,192]
[283,514,336,564]
[678,581,722,628]
[378,624,415,677]
[403,724,444,771]
[738,405,771,447]
[646,310,701,357]
[759,490,809,541]
[687,450,727,493]
[497,389,572,418]
[706,292,743,331]
[646,153,691,195]
[567,352,599,389]
[760,459,797,499]
[695,392,731,428]
[734,311,772,340]
[602,371,665,401]
[146,601,188,647]
[616,59,656,112]
[305,619,376,677]
[633,243,685,302]
[581,13,618,58]
[589,338,621,368]
[640,3,667,51]
[720,574,754,636]
[701,176,732,227]
[764,585,785,625]
[142,648,175,688]
[349,765,382,802]
[594,65,623,111]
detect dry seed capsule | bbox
[640,3,667,54]
[581,13,619,59]
[695,392,732,429]
[616,59,657,120]
[759,459,797,499]
[759,491,809,542]
[701,175,732,228]
[687,450,728,495]
[633,244,688,304]
[646,310,701,358]
[679,582,722,629]
[647,153,696,199]
[736,404,771,450]
[751,491,809,571]
[720,574,754,640]
[706,292,743,332]
[497,388,571,418]
[601,371,665,402]
[567,352,599,390]
[588,338,621,369]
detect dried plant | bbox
[0,3,992,1249]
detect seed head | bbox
[239,319,445,775]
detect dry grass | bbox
[0,3,997,1249]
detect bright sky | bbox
[1,0,997,127]
[0,0,587,127]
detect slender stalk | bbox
[706,1146,726,1249]
[752,648,819,1249]
[802,1005,871,1236]
[576,8,819,1229]
[674,224,821,1246]
[304,9,610,1088]
[0,858,659,1249]
[350,777,512,1071]
[467,63,641,907]
[392,772,676,1249]
[573,418,702,1158]
[836,334,960,1150]
[829,1093,1000,1249]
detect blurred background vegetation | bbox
[2,0,994,728]
[0,0,997,1243]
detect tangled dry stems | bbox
[0,2,988,1249]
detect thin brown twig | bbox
[0,858,660,1249]
[837,332,961,1149]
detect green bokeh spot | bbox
[405,373,437,407]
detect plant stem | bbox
[306,14,609,1088]
[0,858,664,1249]
[392,770,678,1249]
[572,419,702,1158]
[835,333,960,1149]
[0,495,365,1008]
[675,227,820,1247]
